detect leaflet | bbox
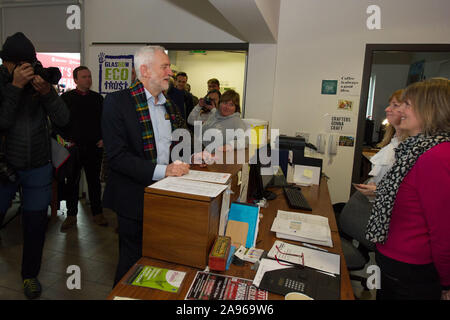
[186,271,268,300]
[126,265,186,293]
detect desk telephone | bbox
[259,267,340,299]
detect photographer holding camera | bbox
[0,32,69,299]
[187,89,221,126]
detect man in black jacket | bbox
[0,32,69,299]
[59,66,106,231]
[167,71,195,131]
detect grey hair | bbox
[134,45,167,79]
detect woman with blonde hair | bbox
[354,89,408,197]
[366,78,450,300]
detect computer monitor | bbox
[277,135,318,163]
[247,136,317,202]
[246,143,277,202]
[246,143,289,202]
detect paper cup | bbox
[285,292,314,300]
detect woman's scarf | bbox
[365,132,450,243]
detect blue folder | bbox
[227,202,259,248]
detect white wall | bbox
[244,44,278,122]
[84,0,243,44]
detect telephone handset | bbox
[316,134,326,154]
[328,134,338,155]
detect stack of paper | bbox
[270,210,333,247]
[149,171,233,235]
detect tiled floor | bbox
[0,198,118,300]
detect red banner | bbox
[37,53,80,91]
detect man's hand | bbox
[165,160,189,177]
[31,75,51,96]
[96,140,104,148]
[12,63,34,88]
[353,182,377,197]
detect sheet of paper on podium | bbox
[149,176,228,198]
[179,170,231,184]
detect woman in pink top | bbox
[366,78,450,300]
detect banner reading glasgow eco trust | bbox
[98,52,134,94]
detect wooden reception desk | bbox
[109,172,354,300]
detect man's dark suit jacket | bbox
[101,89,180,222]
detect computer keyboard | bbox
[283,187,312,211]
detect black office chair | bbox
[333,190,376,293]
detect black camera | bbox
[204,96,214,106]
[31,60,62,85]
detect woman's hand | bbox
[353,182,377,197]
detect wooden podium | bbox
[142,162,242,269]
